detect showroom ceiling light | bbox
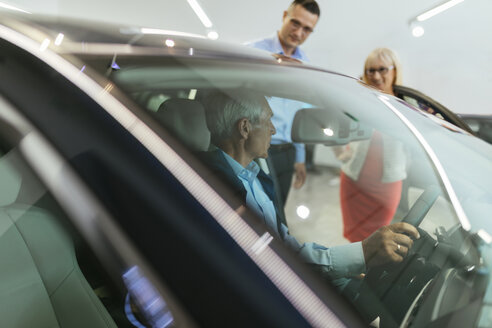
[0,2,31,14]
[207,31,219,40]
[409,0,465,38]
[412,26,425,37]
[187,0,213,28]
[416,0,465,22]
[185,0,220,40]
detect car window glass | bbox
[461,117,492,144]
[403,109,492,232]
[85,57,492,327]
[0,129,172,328]
[104,60,460,226]
[402,95,445,120]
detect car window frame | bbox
[393,85,474,134]
[0,61,197,328]
[0,26,366,327]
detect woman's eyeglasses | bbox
[366,66,394,76]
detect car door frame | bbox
[393,85,474,134]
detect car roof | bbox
[0,12,355,79]
[0,13,278,60]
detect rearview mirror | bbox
[291,108,371,145]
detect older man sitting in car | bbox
[200,90,420,283]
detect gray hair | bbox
[203,90,267,145]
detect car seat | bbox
[156,98,211,151]
[0,148,117,328]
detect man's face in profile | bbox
[245,103,276,159]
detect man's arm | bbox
[279,224,365,280]
[333,145,353,163]
[293,142,306,189]
[279,222,420,280]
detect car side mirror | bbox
[291,108,371,145]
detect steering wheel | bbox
[401,185,441,227]
[345,185,442,325]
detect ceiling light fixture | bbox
[412,26,425,38]
[416,0,465,22]
[207,31,219,40]
[187,0,213,28]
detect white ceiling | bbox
[8,0,492,114]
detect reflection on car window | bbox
[402,95,444,120]
[0,131,169,328]
[461,117,492,144]
[95,57,491,327]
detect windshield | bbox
[79,54,492,327]
[400,105,492,233]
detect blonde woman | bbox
[338,48,407,242]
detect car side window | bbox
[401,95,445,120]
[0,131,154,328]
[461,117,492,144]
[100,60,474,327]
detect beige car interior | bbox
[0,147,117,328]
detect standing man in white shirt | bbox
[247,0,320,213]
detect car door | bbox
[457,114,492,144]
[0,28,361,328]
[0,50,195,328]
[393,85,474,134]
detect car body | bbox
[1,13,492,328]
[393,85,492,148]
[393,85,475,134]
[457,114,492,145]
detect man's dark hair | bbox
[289,0,320,17]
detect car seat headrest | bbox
[156,98,211,151]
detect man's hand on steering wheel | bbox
[362,222,421,268]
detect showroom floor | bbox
[284,165,453,247]
[285,166,350,247]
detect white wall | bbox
[7,0,492,114]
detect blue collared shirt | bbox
[223,151,278,235]
[246,33,309,163]
[267,97,312,163]
[246,33,310,62]
[222,150,366,279]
